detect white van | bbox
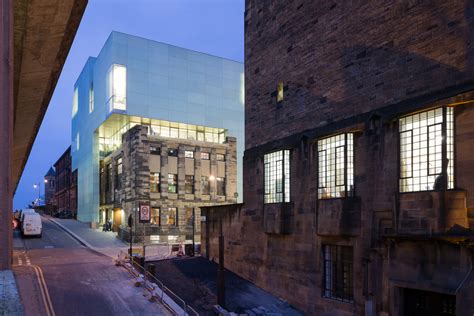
[22,213,42,237]
[20,209,36,223]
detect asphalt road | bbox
[13,217,170,316]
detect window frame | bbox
[263,150,290,204]
[151,207,160,225]
[317,133,354,199]
[185,175,194,194]
[398,107,455,193]
[167,173,177,193]
[201,152,210,160]
[185,151,194,159]
[216,177,225,196]
[150,172,160,193]
[201,176,210,195]
[322,244,354,303]
[216,154,225,161]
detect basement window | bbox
[323,245,354,303]
[399,107,454,192]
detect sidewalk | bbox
[47,217,129,258]
[0,270,23,316]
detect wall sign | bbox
[139,203,150,223]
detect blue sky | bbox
[13,0,244,209]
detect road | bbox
[13,218,170,316]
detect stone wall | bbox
[100,125,238,243]
[244,0,474,149]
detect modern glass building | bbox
[72,32,244,223]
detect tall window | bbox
[72,87,78,117]
[168,174,177,193]
[150,172,160,193]
[318,133,354,199]
[115,157,122,189]
[89,83,94,113]
[185,175,194,194]
[399,107,454,192]
[216,177,225,196]
[323,245,353,302]
[201,176,210,195]
[107,64,127,111]
[161,207,177,226]
[264,150,290,203]
[151,208,160,225]
[185,207,194,226]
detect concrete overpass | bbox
[0,0,87,270]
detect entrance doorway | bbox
[403,288,455,316]
[113,208,122,231]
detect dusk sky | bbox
[13,0,244,209]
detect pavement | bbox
[0,270,23,315]
[46,217,129,258]
[11,217,171,316]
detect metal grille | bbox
[264,150,290,203]
[399,107,454,192]
[318,133,354,199]
[323,245,353,302]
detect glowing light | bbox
[209,175,215,181]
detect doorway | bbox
[403,288,455,316]
[113,208,122,231]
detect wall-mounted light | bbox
[209,175,216,181]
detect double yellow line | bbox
[31,264,55,316]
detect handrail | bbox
[116,251,199,316]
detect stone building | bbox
[44,167,56,213]
[201,1,474,315]
[53,146,77,218]
[100,124,237,245]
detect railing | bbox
[115,251,199,316]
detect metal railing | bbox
[115,251,199,316]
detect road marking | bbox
[32,265,55,316]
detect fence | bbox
[115,251,199,316]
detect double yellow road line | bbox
[31,264,55,316]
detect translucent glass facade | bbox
[399,107,454,192]
[72,32,244,222]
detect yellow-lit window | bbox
[107,64,127,112]
[277,82,284,102]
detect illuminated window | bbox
[115,157,122,189]
[201,176,210,195]
[185,175,194,194]
[161,207,177,226]
[318,133,354,199]
[277,82,284,102]
[185,151,194,159]
[216,177,225,196]
[72,87,78,117]
[89,83,94,113]
[107,64,127,111]
[216,154,225,161]
[168,174,177,193]
[150,172,160,193]
[201,152,210,160]
[399,107,454,192]
[150,146,160,155]
[264,150,290,203]
[151,208,160,225]
[323,245,353,302]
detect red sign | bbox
[139,203,150,223]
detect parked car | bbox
[20,209,36,223]
[22,213,42,237]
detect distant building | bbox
[44,167,56,213]
[201,1,474,315]
[53,146,77,218]
[101,125,237,244]
[71,32,244,244]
